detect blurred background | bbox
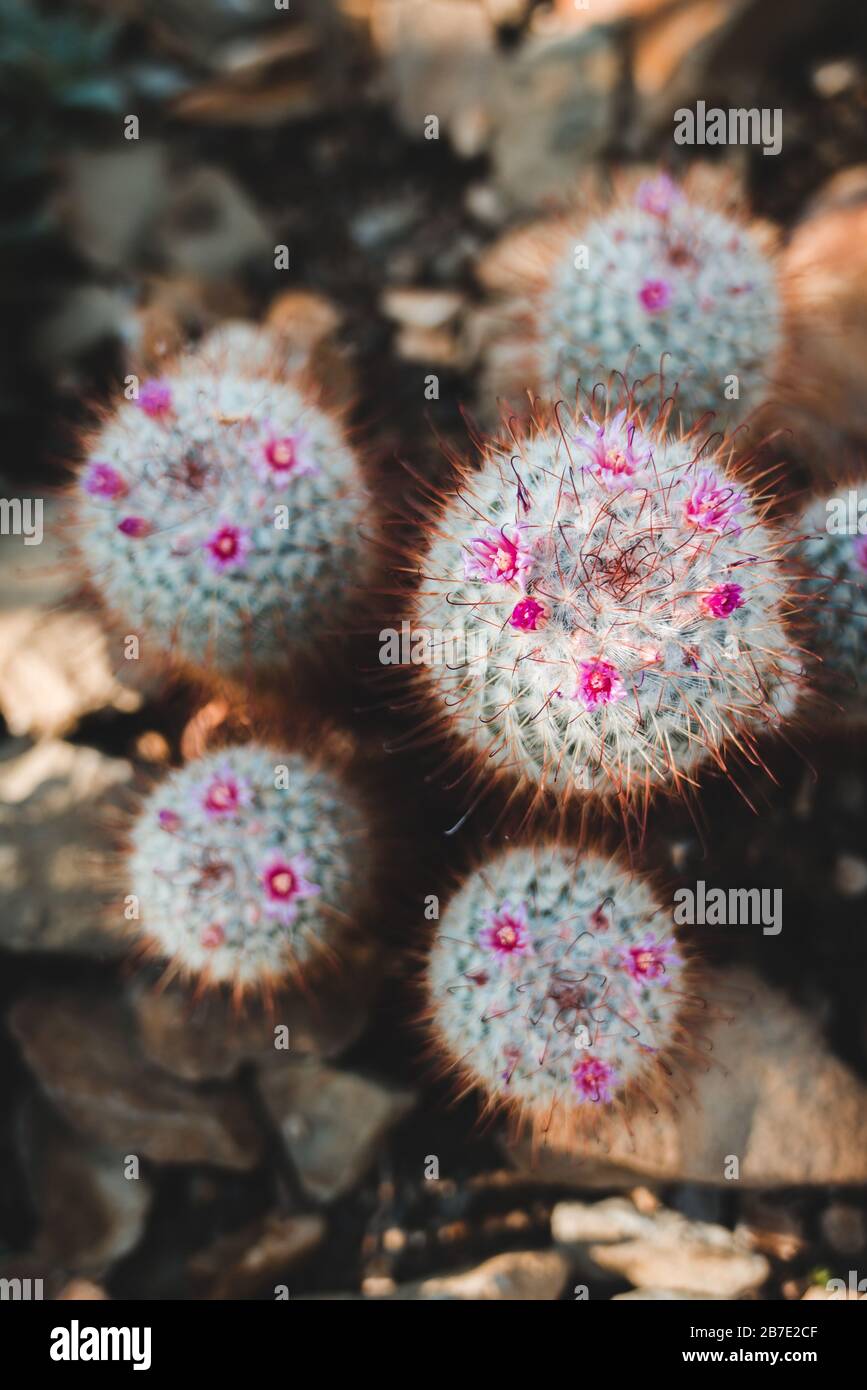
[2,0,867,1302]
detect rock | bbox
[56,1280,109,1300]
[0,503,144,739]
[258,1060,415,1202]
[20,1101,152,1276]
[820,1204,866,1257]
[614,1287,723,1300]
[60,144,170,272]
[155,166,272,280]
[553,1194,769,1297]
[489,29,618,208]
[315,1248,570,1299]
[833,854,867,898]
[188,1213,325,1298]
[0,741,132,957]
[9,993,264,1171]
[507,969,867,1187]
[589,1221,769,1298]
[32,286,132,369]
[381,287,464,331]
[736,1195,805,1262]
[130,971,373,1083]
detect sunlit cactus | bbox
[408,397,803,814]
[425,844,692,1133]
[476,168,781,428]
[795,486,867,716]
[73,348,371,681]
[127,743,374,999]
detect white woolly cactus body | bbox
[483,170,780,428]
[128,744,373,994]
[75,353,370,678]
[426,845,689,1126]
[411,401,801,808]
[796,489,867,713]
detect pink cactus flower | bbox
[683,471,745,534]
[201,769,252,819]
[636,173,680,218]
[83,461,127,499]
[203,523,251,573]
[574,658,627,710]
[638,278,673,313]
[575,409,653,490]
[480,903,533,959]
[158,808,182,832]
[702,582,745,618]
[251,430,317,486]
[572,1056,617,1104]
[589,904,610,932]
[509,597,547,632]
[853,537,867,572]
[136,379,173,419]
[117,516,152,539]
[201,923,225,949]
[464,524,534,589]
[260,852,321,924]
[619,933,678,983]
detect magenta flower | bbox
[158,808,182,832]
[202,523,251,573]
[118,516,152,539]
[250,429,317,486]
[636,173,679,218]
[200,922,225,950]
[136,379,173,419]
[260,852,320,924]
[853,537,867,572]
[574,409,653,490]
[480,902,533,959]
[619,933,678,984]
[683,471,745,534]
[572,1056,617,1104]
[200,769,252,819]
[509,597,547,632]
[702,582,745,618]
[463,523,534,589]
[83,461,127,500]
[639,278,673,313]
[574,658,627,710]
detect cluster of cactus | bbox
[795,486,867,715]
[427,846,690,1127]
[410,396,801,811]
[541,174,780,424]
[74,347,370,680]
[128,743,373,997]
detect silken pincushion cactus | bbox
[795,486,867,716]
[73,348,370,680]
[127,743,374,996]
[426,845,692,1131]
[409,399,802,812]
[475,168,781,429]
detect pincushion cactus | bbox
[73,349,371,680]
[475,168,780,429]
[426,845,691,1130]
[127,743,374,996]
[409,399,802,812]
[795,487,867,715]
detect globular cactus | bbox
[127,743,374,997]
[477,168,780,429]
[409,398,803,813]
[795,486,867,715]
[73,347,371,681]
[425,844,692,1132]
